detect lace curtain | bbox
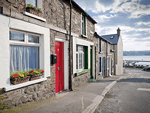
[10,45,39,73]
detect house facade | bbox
[94,32,114,78]
[0,0,98,106]
[101,28,123,75]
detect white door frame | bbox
[55,38,68,90]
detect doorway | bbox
[55,41,64,93]
[102,57,105,78]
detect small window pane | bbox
[10,31,24,42]
[28,34,39,43]
[76,46,78,51]
[26,0,37,7]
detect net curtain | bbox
[10,45,39,73]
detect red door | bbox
[55,41,64,93]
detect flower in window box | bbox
[10,72,30,85]
[40,69,44,73]
[26,4,43,17]
[12,73,19,78]
[30,72,35,76]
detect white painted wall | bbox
[116,36,123,75]
[73,37,94,74]
[0,14,50,91]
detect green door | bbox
[90,46,93,78]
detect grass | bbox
[77,69,89,76]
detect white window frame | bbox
[9,30,41,72]
[26,0,37,7]
[0,15,50,91]
[76,45,84,73]
[10,30,41,47]
[26,0,42,9]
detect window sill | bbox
[5,78,47,91]
[75,69,89,77]
[98,72,102,75]
[99,52,102,54]
[24,12,46,22]
[81,34,88,38]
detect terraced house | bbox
[0,0,100,106]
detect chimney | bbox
[117,27,121,35]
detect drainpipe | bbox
[69,0,73,91]
[106,42,108,77]
[95,46,96,79]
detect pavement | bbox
[2,72,130,113]
[95,67,150,113]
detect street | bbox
[95,68,150,113]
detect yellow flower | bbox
[20,74,24,77]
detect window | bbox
[99,38,101,52]
[76,45,84,72]
[82,13,86,36]
[26,0,37,7]
[107,43,108,54]
[9,30,40,73]
[99,57,101,72]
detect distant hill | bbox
[123,51,150,56]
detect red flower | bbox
[31,70,34,72]
[40,69,44,73]
[31,72,34,75]
[25,72,29,75]
[12,74,19,78]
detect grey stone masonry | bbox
[0,0,97,108]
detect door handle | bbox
[57,67,61,70]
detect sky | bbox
[74,0,150,51]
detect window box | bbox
[29,73,43,81]
[75,69,89,77]
[26,4,42,17]
[10,76,30,85]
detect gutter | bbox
[69,0,73,91]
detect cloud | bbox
[93,14,116,23]
[75,0,150,18]
[136,22,150,26]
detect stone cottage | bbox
[94,32,114,78]
[0,0,98,107]
[101,28,123,75]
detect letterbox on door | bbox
[51,54,57,64]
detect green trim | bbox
[90,46,93,77]
[75,69,89,76]
[84,16,86,35]
[84,46,88,69]
[82,13,86,16]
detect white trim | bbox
[55,38,66,42]
[55,38,68,90]
[73,37,94,74]
[5,78,47,91]
[24,12,46,22]
[0,14,50,90]
[81,13,87,37]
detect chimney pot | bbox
[117,27,121,35]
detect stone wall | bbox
[72,71,90,88]
[2,77,55,107]
[0,0,96,108]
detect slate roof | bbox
[101,34,120,45]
